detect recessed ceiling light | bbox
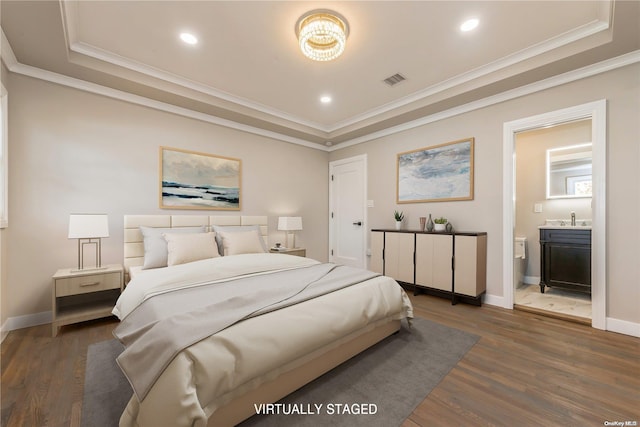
[180,32,198,45]
[460,18,479,32]
[320,96,332,104]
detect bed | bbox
[115,214,413,427]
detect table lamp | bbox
[277,216,302,249]
[68,214,109,271]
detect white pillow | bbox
[212,225,267,255]
[218,230,267,256]
[163,232,220,266]
[140,226,206,269]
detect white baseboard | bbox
[484,293,640,338]
[483,293,509,309]
[606,317,640,338]
[524,275,540,285]
[1,311,52,341]
[0,321,8,343]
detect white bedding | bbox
[114,253,321,320]
[128,265,143,280]
[115,254,413,427]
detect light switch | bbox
[367,200,374,208]
[534,203,543,213]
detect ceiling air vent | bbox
[383,73,406,86]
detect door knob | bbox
[353,221,362,226]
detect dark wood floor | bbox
[1,294,639,427]
[1,318,116,427]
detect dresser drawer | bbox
[55,271,121,297]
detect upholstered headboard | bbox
[123,215,268,273]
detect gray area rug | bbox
[81,339,129,427]
[82,317,478,427]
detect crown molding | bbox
[326,18,612,133]
[2,29,329,152]
[3,26,638,153]
[59,1,613,136]
[59,0,328,133]
[69,40,331,132]
[328,49,640,152]
[0,28,18,69]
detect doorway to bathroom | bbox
[513,120,592,324]
[502,99,606,330]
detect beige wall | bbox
[330,63,640,324]
[4,72,329,321]
[0,228,5,333]
[1,62,8,331]
[3,61,639,328]
[515,120,592,279]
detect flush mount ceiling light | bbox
[295,9,349,62]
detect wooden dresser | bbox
[371,229,487,305]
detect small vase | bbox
[446,222,453,232]
[419,217,426,231]
[395,221,402,230]
[426,214,434,232]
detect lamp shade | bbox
[278,216,303,231]
[68,214,109,239]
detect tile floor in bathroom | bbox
[515,283,592,320]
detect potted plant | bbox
[433,217,447,232]
[394,210,404,230]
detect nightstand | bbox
[269,247,306,257]
[51,264,123,337]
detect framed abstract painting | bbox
[159,146,241,210]
[397,138,474,203]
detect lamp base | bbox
[75,238,106,272]
[285,232,297,249]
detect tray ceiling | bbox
[1,1,638,148]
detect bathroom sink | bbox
[538,219,592,230]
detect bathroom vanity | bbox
[539,226,591,295]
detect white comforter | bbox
[113,253,322,320]
[115,254,413,427]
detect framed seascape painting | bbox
[397,138,474,203]
[160,146,241,210]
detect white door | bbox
[329,155,367,268]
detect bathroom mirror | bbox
[546,143,592,199]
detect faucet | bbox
[571,211,576,226]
